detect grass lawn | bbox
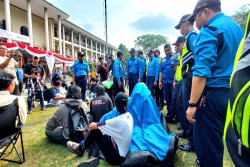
[0,100,235,167]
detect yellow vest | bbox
[224,12,250,149]
[175,53,182,81]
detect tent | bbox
[3,42,75,74]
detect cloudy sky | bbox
[46,0,249,50]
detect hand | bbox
[126,80,129,86]
[73,81,76,85]
[118,82,122,88]
[87,81,90,86]
[31,75,37,79]
[9,50,15,58]
[186,107,197,124]
[40,79,44,85]
[17,52,22,59]
[138,79,141,82]
[159,82,162,89]
[88,93,91,98]
[173,81,176,88]
[154,81,157,87]
[88,122,98,130]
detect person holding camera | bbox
[72,52,90,101]
[97,57,108,82]
[24,55,46,114]
[0,43,23,95]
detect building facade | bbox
[0,0,117,68]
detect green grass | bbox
[0,102,234,167]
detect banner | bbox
[0,29,30,43]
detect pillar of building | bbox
[5,0,12,43]
[44,7,49,51]
[58,15,62,55]
[27,0,33,46]
[71,30,74,59]
[62,25,66,57]
[96,42,98,61]
[79,34,82,52]
[91,39,93,62]
[85,36,88,60]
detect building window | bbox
[0,20,6,30]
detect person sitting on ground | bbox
[87,77,97,100]
[51,73,62,86]
[49,80,66,106]
[0,71,27,127]
[67,92,133,166]
[88,84,113,158]
[45,85,88,145]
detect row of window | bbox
[0,19,29,36]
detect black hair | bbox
[66,85,82,99]
[53,80,62,87]
[0,43,6,47]
[114,92,128,114]
[164,44,171,49]
[209,5,221,13]
[0,71,15,91]
[90,77,96,82]
[94,84,105,96]
[62,82,68,89]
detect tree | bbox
[232,4,250,31]
[134,34,169,54]
[118,43,130,64]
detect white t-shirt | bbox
[98,112,133,157]
[0,56,18,84]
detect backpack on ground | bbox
[66,104,89,143]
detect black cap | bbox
[175,14,191,29]
[98,57,104,61]
[108,54,113,59]
[129,48,135,53]
[187,0,221,22]
[114,92,128,106]
[138,50,143,55]
[117,51,124,57]
[33,55,39,59]
[147,50,153,55]
[154,49,160,54]
[78,52,85,57]
[173,36,186,45]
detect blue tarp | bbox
[101,83,174,161]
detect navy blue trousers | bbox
[142,72,146,84]
[76,77,87,101]
[194,87,229,167]
[113,77,124,97]
[163,82,173,112]
[147,76,155,96]
[155,81,164,107]
[128,73,139,95]
[166,81,181,121]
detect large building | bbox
[0,0,117,68]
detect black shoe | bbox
[178,144,195,152]
[196,159,200,166]
[166,119,178,124]
[176,132,187,138]
[77,157,99,167]
[177,125,182,130]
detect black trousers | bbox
[155,81,164,107]
[84,130,125,165]
[113,77,124,97]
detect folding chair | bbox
[0,98,25,164]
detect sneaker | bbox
[27,110,32,114]
[77,157,99,167]
[177,124,182,130]
[67,141,84,157]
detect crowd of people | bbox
[0,0,249,166]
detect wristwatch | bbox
[188,100,198,107]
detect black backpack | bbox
[66,104,89,143]
[43,88,51,102]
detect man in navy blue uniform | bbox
[113,51,125,96]
[154,49,164,110]
[138,50,146,84]
[146,50,159,96]
[186,0,244,166]
[126,48,142,95]
[72,52,90,101]
[175,13,198,152]
[159,44,177,114]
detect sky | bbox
[46,0,249,51]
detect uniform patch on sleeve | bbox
[171,56,175,59]
[162,59,166,62]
